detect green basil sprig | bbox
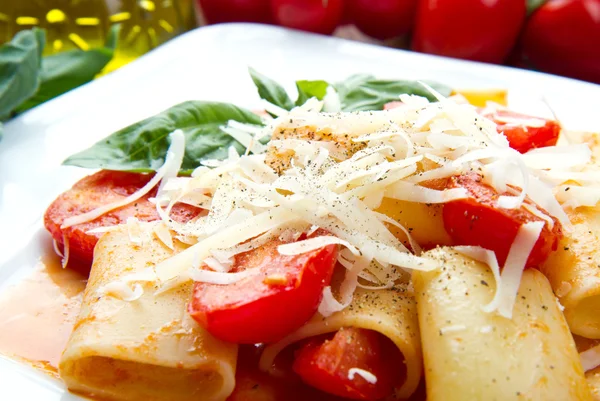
[249,69,452,112]
[295,80,329,106]
[249,67,295,111]
[0,28,45,119]
[63,101,264,175]
[62,68,452,175]
[333,74,452,111]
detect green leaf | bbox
[333,75,453,111]
[295,80,329,106]
[527,0,547,15]
[249,67,295,111]
[15,25,120,113]
[63,101,264,174]
[0,28,45,118]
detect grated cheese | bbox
[348,368,378,384]
[457,222,543,318]
[65,88,600,317]
[98,282,144,302]
[580,344,600,372]
[61,234,70,269]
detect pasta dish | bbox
[4,73,600,401]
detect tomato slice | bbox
[44,170,199,267]
[442,173,562,267]
[188,235,338,344]
[292,327,404,401]
[480,109,561,153]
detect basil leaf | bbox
[527,0,547,15]
[296,80,329,106]
[63,101,263,174]
[333,74,375,101]
[334,75,452,111]
[0,28,45,118]
[249,67,294,111]
[15,25,119,113]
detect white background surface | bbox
[0,23,599,400]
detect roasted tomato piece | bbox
[44,170,199,266]
[481,109,561,153]
[292,327,403,401]
[189,235,338,344]
[442,173,562,267]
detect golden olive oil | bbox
[0,0,196,70]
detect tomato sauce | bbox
[0,254,86,377]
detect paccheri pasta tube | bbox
[414,247,592,401]
[59,224,237,401]
[258,286,422,399]
[541,207,600,339]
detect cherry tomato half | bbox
[188,235,338,344]
[346,0,418,40]
[412,0,526,64]
[271,0,344,35]
[442,173,563,268]
[44,170,199,267]
[521,0,600,84]
[480,109,561,153]
[293,327,404,401]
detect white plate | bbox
[0,23,599,400]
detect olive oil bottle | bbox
[0,0,196,70]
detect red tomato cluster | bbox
[198,0,600,84]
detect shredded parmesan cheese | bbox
[458,222,544,319]
[61,234,70,269]
[347,368,378,384]
[580,344,600,372]
[98,282,144,302]
[65,88,595,317]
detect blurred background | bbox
[0,0,598,112]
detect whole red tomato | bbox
[346,0,418,40]
[271,0,344,35]
[521,0,600,84]
[198,0,274,24]
[412,0,526,64]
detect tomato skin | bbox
[521,0,600,84]
[44,170,199,267]
[346,0,417,40]
[271,0,344,35]
[189,237,338,344]
[481,109,561,153]
[412,0,526,64]
[442,174,562,267]
[198,0,274,24]
[292,327,403,401]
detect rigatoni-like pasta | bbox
[414,247,592,401]
[59,224,237,401]
[541,207,600,339]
